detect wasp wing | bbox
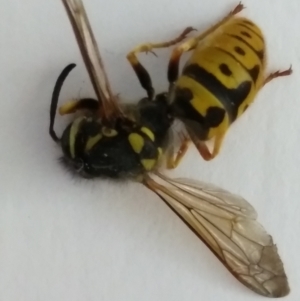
[145,173,289,297]
[61,0,122,121]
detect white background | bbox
[0,0,299,300]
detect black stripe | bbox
[237,23,264,42]
[183,64,252,122]
[216,47,249,71]
[228,34,264,63]
[215,47,260,83]
[172,87,225,140]
[171,87,209,139]
[172,88,206,123]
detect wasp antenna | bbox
[50,63,77,142]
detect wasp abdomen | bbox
[172,17,266,141]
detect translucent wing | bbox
[145,173,289,297]
[61,0,122,121]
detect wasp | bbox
[49,0,290,297]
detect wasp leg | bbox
[167,136,191,169]
[187,129,226,161]
[195,141,212,161]
[127,27,195,99]
[211,131,226,160]
[59,98,99,115]
[263,66,293,86]
[168,2,245,84]
[168,2,245,85]
[168,38,198,84]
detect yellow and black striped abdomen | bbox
[172,17,265,141]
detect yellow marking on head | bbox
[59,99,78,115]
[141,159,156,171]
[128,133,144,154]
[141,127,155,141]
[69,117,85,158]
[85,134,102,152]
[102,127,118,137]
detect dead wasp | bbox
[49,0,289,297]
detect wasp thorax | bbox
[59,116,157,178]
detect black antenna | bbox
[49,63,76,142]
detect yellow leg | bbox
[168,2,245,83]
[187,129,226,161]
[167,37,199,83]
[211,131,226,159]
[194,2,245,43]
[126,27,195,99]
[127,26,195,57]
[167,136,191,169]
